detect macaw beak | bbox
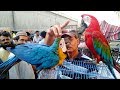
[78,19,88,34]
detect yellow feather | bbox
[57,47,67,65]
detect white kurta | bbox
[0,48,35,79]
[9,61,35,79]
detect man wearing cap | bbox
[14,31,29,44]
[42,20,98,79]
[8,31,35,79]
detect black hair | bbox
[0,31,11,38]
[0,31,15,49]
[26,32,31,36]
[35,31,39,33]
[40,31,46,38]
[13,36,19,41]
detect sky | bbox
[58,11,120,26]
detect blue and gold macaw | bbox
[0,38,66,76]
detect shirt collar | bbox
[66,50,82,61]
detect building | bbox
[0,11,78,33]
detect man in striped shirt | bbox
[57,30,98,79]
[38,21,98,79]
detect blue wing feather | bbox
[0,38,61,72]
[7,43,51,65]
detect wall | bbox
[0,11,78,33]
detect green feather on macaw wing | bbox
[81,14,117,79]
[92,31,113,66]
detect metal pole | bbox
[12,11,15,31]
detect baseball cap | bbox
[16,31,27,37]
[61,30,79,39]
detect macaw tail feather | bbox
[108,65,117,79]
[0,56,20,77]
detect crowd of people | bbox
[0,20,116,79]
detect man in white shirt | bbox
[9,31,35,79]
[39,31,46,45]
[0,31,35,79]
[33,31,41,43]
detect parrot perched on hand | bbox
[0,37,67,74]
[79,14,120,79]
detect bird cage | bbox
[57,60,115,79]
[37,60,115,79]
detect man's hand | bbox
[44,20,70,45]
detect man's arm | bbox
[44,20,70,46]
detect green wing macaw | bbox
[79,14,120,79]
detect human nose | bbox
[22,41,26,44]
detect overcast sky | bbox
[58,11,120,26]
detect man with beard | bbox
[9,31,35,79]
[0,31,13,79]
[0,31,35,79]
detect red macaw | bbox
[79,14,120,79]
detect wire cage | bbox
[38,60,115,79]
[57,60,115,79]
